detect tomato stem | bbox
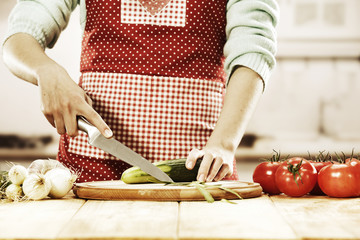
[308,150,332,163]
[335,152,346,164]
[260,149,288,163]
[287,160,303,187]
[350,148,355,162]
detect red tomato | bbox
[318,158,360,198]
[309,161,332,195]
[346,157,359,164]
[253,162,281,195]
[275,157,317,197]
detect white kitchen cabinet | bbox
[247,59,323,140]
[323,60,360,140]
[277,0,360,40]
[276,0,360,58]
[242,58,360,158]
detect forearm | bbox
[206,66,263,153]
[2,33,57,85]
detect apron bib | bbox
[57,0,239,182]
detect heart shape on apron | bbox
[138,0,172,15]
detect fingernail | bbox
[105,129,113,138]
[198,174,205,182]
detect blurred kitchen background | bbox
[0,0,360,180]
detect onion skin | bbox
[22,174,51,200]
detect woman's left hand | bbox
[186,147,234,182]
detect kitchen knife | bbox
[77,116,174,183]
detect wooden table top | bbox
[1,194,360,240]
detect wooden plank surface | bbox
[0,198,85,240]
[58,200,179,240]
[1,194,360,240]
[73,180,262,201]
[270,195,360,239]
[178,195,297,240]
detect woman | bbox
[2,0,279,182]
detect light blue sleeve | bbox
[224,0,279,88]
[4,0,79,49]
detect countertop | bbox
[1,194,360,240]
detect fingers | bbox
[75,92,113,138]
[42,107,56,128]
[63,112,78,137]
[206,156,224,182]
[205,157,232,182]
[187,149,233,182]
[43,106,77,136]
[197,152,214,182]
[82,105,113,138]
[214,164,231,182]
[84,94,93,106]
[79,93,112,138]
[186,149,204,170]
[53,114,66,135]
[41,103,66,134]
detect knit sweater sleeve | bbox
[224,0,279,89]
[3,0,78,49]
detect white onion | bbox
[8,165,28,185]
[45,168,77,199]
[22,174,51,200]
[5,184,23,201]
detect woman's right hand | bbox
[36,63,113,138]
[3,33,112,138]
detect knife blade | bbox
[77,116,174,183]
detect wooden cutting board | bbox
[73,180,263,201]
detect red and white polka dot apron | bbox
[57,0,239,182]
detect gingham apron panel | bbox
[67,72,225,163]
